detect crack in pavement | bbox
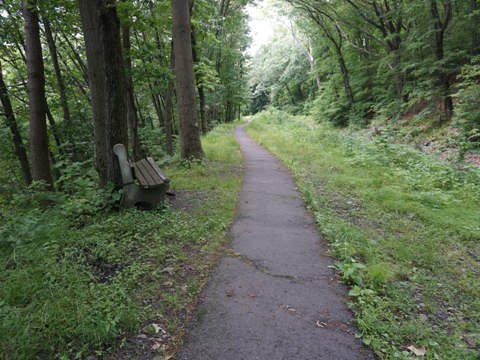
[222,248,302,282]
[213,247,336,283]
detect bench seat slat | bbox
[146,157,169,182]
[139,159,163,185]
[130,157,169,189]
[135,160,157,187]
[132,162,151,187]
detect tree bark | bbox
[0,60,32,186]
[78,0,108,186]
[23,0,54,189]
[100,0,129,186]
[79,0,128,187]
[171,0,203,159]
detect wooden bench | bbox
[113,144,170,208]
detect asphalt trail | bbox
[175,125,374,360]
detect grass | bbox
[0,123,242,360]
[246,109,480,360]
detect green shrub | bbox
[453,56,480,139]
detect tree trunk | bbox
[100,0,129,186]
[121,15,142,161]
[334,45,354,106]
[171,0,203,159]
[78,0,108,186]
[0,60,32,186]
[430,0,453,117]
[134,93,145,127]
[23,0,54,189]
[312,15,354,107]
[58,30,89,84]
[79,0,128,187]
[164,43,175,156]
[45,99,64,155]
[285,83,296,105]
[198,85,207,133]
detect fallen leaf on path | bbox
[151,323,163,334]
[161,267,174,275]
[463,334,476,348]
[407,345,426,356]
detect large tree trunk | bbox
[100,0,129,186]
[171,0,203,159]
[78,0,108,186]
[79,0,128,187]
[121,14,142,161]
[0,60,32,186]
[23,0,54,189]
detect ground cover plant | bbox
[0,124,242,360]
[246,109,480,359]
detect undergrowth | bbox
[0,124,242,360]
[246,109,480,360]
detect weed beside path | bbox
[246,110,480,359]
[0,124,242,360]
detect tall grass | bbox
[246,109,480,359]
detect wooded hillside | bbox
[250,0,480,153]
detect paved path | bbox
[176,126,374,360]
